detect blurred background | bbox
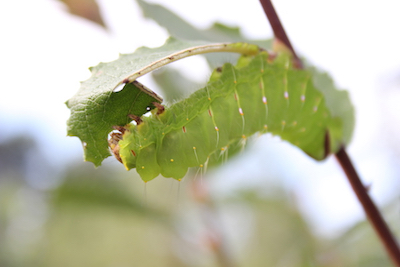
[1,0,400,266]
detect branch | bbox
[258,0,400,265]
[259,0,303,68]
[335,148,400,266]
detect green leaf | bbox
[66,82,162,166]
[152,68,204,103]
[137,0,269,44]
[66,38,262,166]
[136,0,272,67]
[309,67,355,146]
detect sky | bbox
[1,0,400,237]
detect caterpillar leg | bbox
[112,125,127,134]
[152,102,165,115]
[128,114,143,125]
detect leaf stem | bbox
[335,147,400,266]
[258,0,400,265]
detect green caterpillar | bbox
[115,52,348,181]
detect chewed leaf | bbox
[66,38,263,166]
[118,52,354,181]
[66,82,162,165]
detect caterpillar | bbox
[113,52,346,181]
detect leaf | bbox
[118,52,354,181]
[136,0,272,67]
[136,0,270,45]
[309,67,355,146]
[66,82,162,166]
[66,38,262,166]
[152,68,204,103]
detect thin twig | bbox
[258,0,400,265]
[259,0,303,68]
[335,148,400,266]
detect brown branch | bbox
[259,0,303,68]
[258,0,400,265]
[335,148,400,266]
